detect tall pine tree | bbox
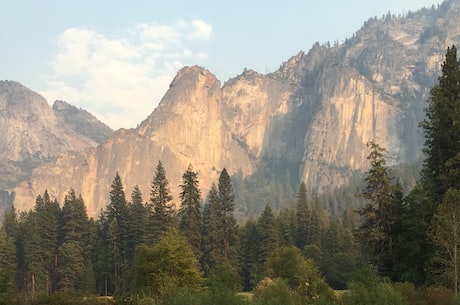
[295,182,309,249]
[106,172,130,294]
[357,142,400,277]
[218,168,238,264]
[421,45,460,203]
[178,164,202,258]
[148,161,174,244]
[201,184,220,275]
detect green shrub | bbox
[160,286,201,305]
[343,266,407,305]
[419,285,453,305]
[253,278,301,305]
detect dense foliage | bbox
[1,45,460,304]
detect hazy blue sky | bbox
[0,0,440,129]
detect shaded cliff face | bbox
[10,1,460,216]
[0,81,109,190]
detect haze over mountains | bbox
[2,1,460,217]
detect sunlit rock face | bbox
[0,81,112,196]
[10,1,460,216]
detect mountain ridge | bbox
[6,0,460,217]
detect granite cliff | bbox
[8,1,460,217]
[0,80,113,214]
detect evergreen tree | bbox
[239,220,259,291]
[178,165,202,259]
[409,45,460,288]
[295,182,309,249]
[277,207,296,247]
[201,184,220,275]
[421,45,460,203]
[322,219,359,289]
[94,212,114,296]
[35,192,60,295]
[257,205,279,277]
[148,161,174,244]
[307,195,328,248]
[0,210,17,299]
[357,142,400,277]
[57,242,84,292]
[392,186,432,284]
[217,168,238,263]
[106,172,130,294]
[127,185,148,253]
[58,189,92,292]
[19,192,60,297]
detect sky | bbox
[0,0,440,129]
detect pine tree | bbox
[257,205,279,277]
[0,209,17,297]
[106,172,129,294]
[148,161,174,244]
[201,184,220,275]
[412,45,460,287]
[295,182,309,249]
[357,142,400,277]
[421,45,460,203]
[94,212,114,296]
[277,207,296,247]
[128,185,148,252]
[392,186,432,284]
[58,189,92,292]
[19,192,60,297]
[218,168,238,263]
[178,164,202,258]
[239,220,259,291]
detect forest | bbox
[1,45,460,305]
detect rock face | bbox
[9,1,460,217]
[52,100,113,144]
[0,80,112,192]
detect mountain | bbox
[52,100,113,144]
[0,80,113,209]
[9,0,460,218]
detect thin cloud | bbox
[189,20,213,40]
[41,19,213,130]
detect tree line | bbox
[0,45,460,305]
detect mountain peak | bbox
[52,100,113,144]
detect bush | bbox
[419,285,453,305]
[343,266,407,305]
[200,288,253,305]
[253,278,301,305]
[394,283,455,305]
[205,262,241,293]
[160,286,201,305]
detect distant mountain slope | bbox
[52,100,113,144]
[0,80,112,200]
[10,0,460,217]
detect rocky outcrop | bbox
[9,1,460,216]
[53,100,113,144]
